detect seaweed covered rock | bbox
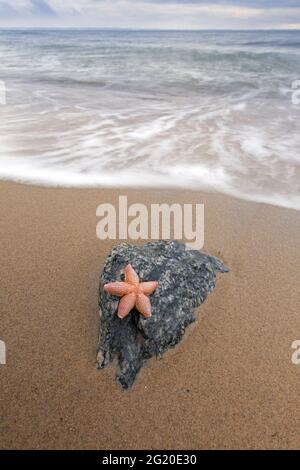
[97,240,228,389]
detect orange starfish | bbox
[104,264,158,319]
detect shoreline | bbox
[0,176,299,212]
[1,181,300,449]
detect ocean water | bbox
[0,29,300,209]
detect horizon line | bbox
[0,27,299,32]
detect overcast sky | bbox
[0,0,300,29]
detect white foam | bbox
[241,136,272,159]
[1,155,300,211]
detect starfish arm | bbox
[140,281,158,295]
[124,264,139,286]
[118,292,137,319]
[136,293,152,318]
[104,282,134,296]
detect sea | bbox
[0,29,299,209]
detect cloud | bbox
[0,0,299,29]
[0,2,18,18]
[139,0,300,6]
[0,0,56,18]
[30,0,56,16]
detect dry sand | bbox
[0,181,300,449]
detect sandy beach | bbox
[0,181,300,450]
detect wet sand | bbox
[0,181,300,449]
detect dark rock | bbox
[97,240,228,389]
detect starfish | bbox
[104,264,158,319]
